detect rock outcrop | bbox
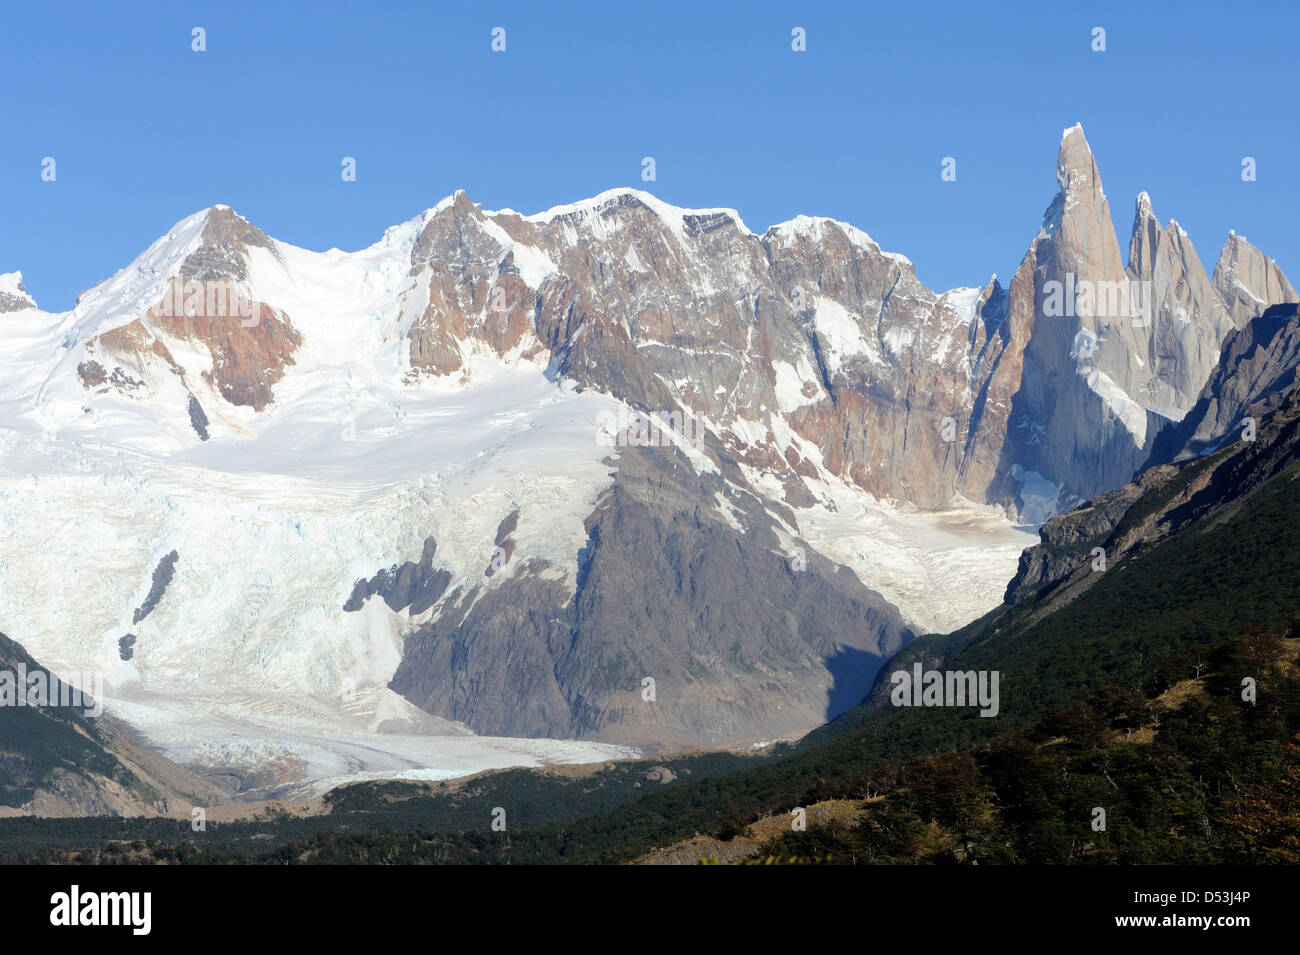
[1151,303,1300,461]
[391,445,914,746]
[0,272,35,313]
[1213,232,1299,326]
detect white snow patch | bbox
[477,215,558,288]
[812,296,879,371]
[929,286,981,362]
[624,244,647,272]
[1011,466,1060,525]
[771,358,819,412]
[1084,368,1148,446]
[882,325,916,356]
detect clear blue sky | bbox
[2,0,1296,310]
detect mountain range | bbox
[2,123,1297,805]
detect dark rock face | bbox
[484,511,519,577]
[1004,481,1147,604]
[187,395,210,441]
[391,447,913,745]
[344,537,451,616]
[133,551,179,625]
[494,510,519,545]
[76,351,147,394]
[78,320,180,397]
[0,631,223,816]
[483,540,516,578]
[392,569,588,740]
[0,631,110,809]
[118,635,137,661]
[77,360,108,389]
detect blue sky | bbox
[2,0,1296,310]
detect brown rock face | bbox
[147,276,300,411]
[166,209,300,410]
[763,218,992,506]
[406,192,546,377]
[79,319,182,394]
[78,208,301,412]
